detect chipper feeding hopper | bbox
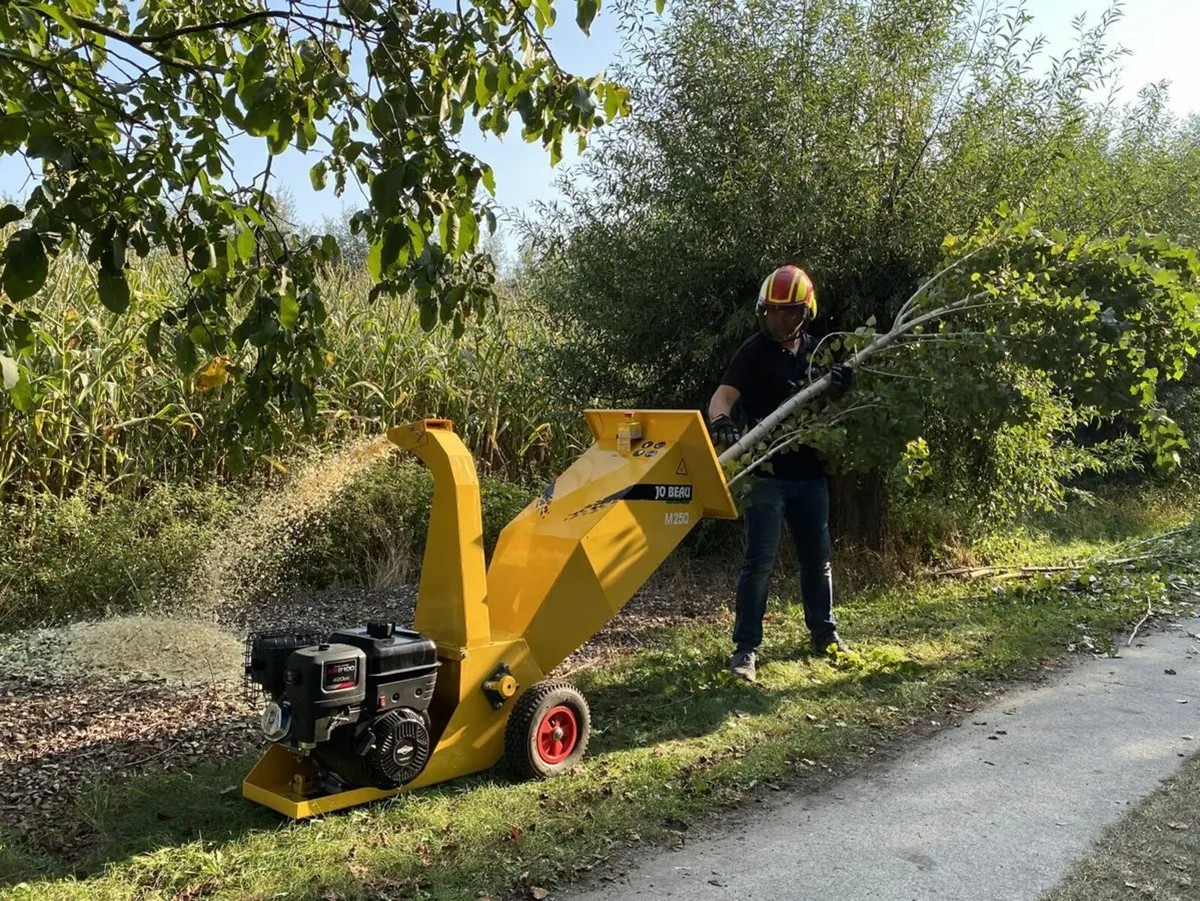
[242,410,737,818]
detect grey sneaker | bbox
[812,632,850,655]
[729,650,756,682]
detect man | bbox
[708,264,853,683]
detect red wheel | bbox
[536,705,579,764]
[505,681,591,779]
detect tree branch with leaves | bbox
[0,0,630,469]
[720,213,1200,506]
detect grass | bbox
[1,493,1196,900]
[1042,752,1200,901]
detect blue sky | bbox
[3,0,1197,229]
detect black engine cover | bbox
[315,708,432,789]
[365,708,432,788]
[247,621,440,789]
[284,643,367,745]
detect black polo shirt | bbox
[719,332,825,480]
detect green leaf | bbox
[440,210,460,253]
[655,0,665,12]
[569,83,593,114]
[408,219,425,257]
[279,292,299,330]
[300,118,318,150]
[0,204,21,227]
[0,354,17,390]
[0,114,28,151]
[236,227,255,262]
[456,209,477,256]
[380,223,406,274]
[367,239,383,282]
[475,68,495,106]
[1,229,48,302]
[310,160,328,192]
[242,44,268,88]
[576,0,599,35]
[33,2,81,36]
[97,270,131,314]
[175,333,198,371]
[533,0,554,30]
[332,121,350,151]
[371,165,407,218]
[9,371,33,413]
[482,166,496,197]
[222,88,245,128]
[243,90,277,136]
[11,319,34,355]
[603,84,621,121]
[189,324,215,354]
[267,119,293,155]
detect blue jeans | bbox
[733,477,835,653]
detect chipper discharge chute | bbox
[242,410,737,818]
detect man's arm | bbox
[708,384,741,422]
[708,384,742,448]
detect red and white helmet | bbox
[756,265,817,341]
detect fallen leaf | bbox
[529,888,549,900]
[1168,822,1190,831]
[1165,668,1177,675]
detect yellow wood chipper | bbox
[242,410,737,818]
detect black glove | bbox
[709,413,741,448]
[829,363,854,400]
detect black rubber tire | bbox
[504,680,591,780]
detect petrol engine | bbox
[244,622,439,790]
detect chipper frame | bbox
[243,410,737,818]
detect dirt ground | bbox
[0,563,735,842]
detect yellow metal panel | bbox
[242,744,403,817]
[406,636,545,789]
[581,410,737,520]
[386,420,490,650]
[486,410,736,675]
[521,550,618,674]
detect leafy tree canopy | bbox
[0,0,629,464]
